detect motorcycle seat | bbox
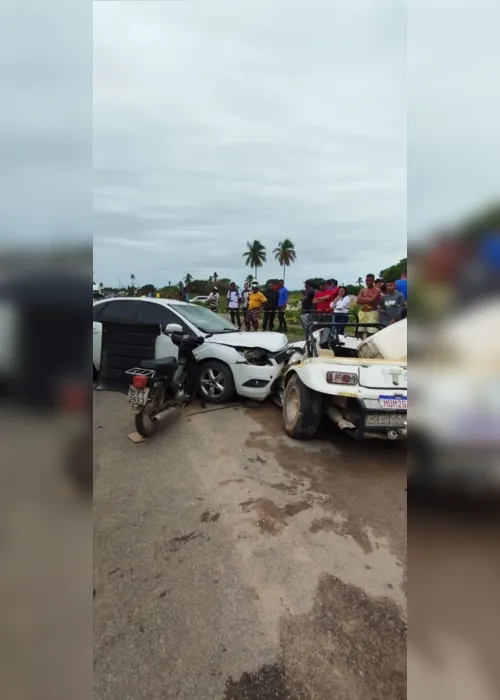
[141,356,178,375]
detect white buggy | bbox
[277,320,407,441]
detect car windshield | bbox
[175,304,237,334]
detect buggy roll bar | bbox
[304,321,384,358]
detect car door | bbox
[136,302,190,360]
[93,300,140,370]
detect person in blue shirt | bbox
[276,279,289,332]
[394,271,407,318]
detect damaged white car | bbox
[93,297,298,404]
[276,320,407,441]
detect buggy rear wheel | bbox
[283,374,322,440]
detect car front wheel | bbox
[198,360,236,404]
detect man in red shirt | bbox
[327,278,339,299]
[313,280,336,320]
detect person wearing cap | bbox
[245,281,267,331]
[227,281,242,330]
[208,287,220,313]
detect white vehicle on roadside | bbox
[93,297,297,404]
[278,319,407,441]
[410,302,500,490]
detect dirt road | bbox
[94,391,406,699]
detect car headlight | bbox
[237,348,272,365]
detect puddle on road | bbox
[166,531,203,552]
[223,662,292,700]
[239,497,311,535]
[219,478,246,486]
[280,573,406,699]
[224,573,406,700]
[309,514,373,554]
[244,409,406,564]
[201,509,220,523]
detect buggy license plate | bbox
[378,395,407,410]
[366,412,407,427]
[128,386,150,406]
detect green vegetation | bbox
[242,240,267,280]
[459,201,500,239]
[273,239,297,283]
[379,258,407,282]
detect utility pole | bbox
[117,277,122,290]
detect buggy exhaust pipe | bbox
[326,405,356,431]
[387,430,398,440]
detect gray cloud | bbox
[93,0,407,287]
[0,0,91,248]
[408,1,500,238]
[2,1,499,276]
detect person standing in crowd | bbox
[276,279,289,333]
[208,286,219,313]
[313,279,336,322]
[356,274,381,337]
[300,280,316,331]
[375,278,386,294]
[378,280,405,327]
[240,281,250,320]
[395,271,407,318]
[262,281,278,331]
[183,287,190,303]
[330,286,351,335]
[327,278,339,298]
[245,281,267,331]
[227,282,242,330]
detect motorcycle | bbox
[126,323,205,438]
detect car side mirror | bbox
[165,323,183,334]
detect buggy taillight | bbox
[132,374,148,389]
[326,371,358,385]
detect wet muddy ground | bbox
[94,392,406,699]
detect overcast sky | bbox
[93,0,407,289]
[3,1,496,284]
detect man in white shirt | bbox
[227,282,242,330]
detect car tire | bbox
[198,360,236,404]
[283,373,322,440]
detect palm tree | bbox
[242,240,267,281]
[245,273,254,284]
[184,273,193,285]
[356,276,363,287]
[130,273,135,287]
[273,239,297,283]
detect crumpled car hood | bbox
[205,331,288,353]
